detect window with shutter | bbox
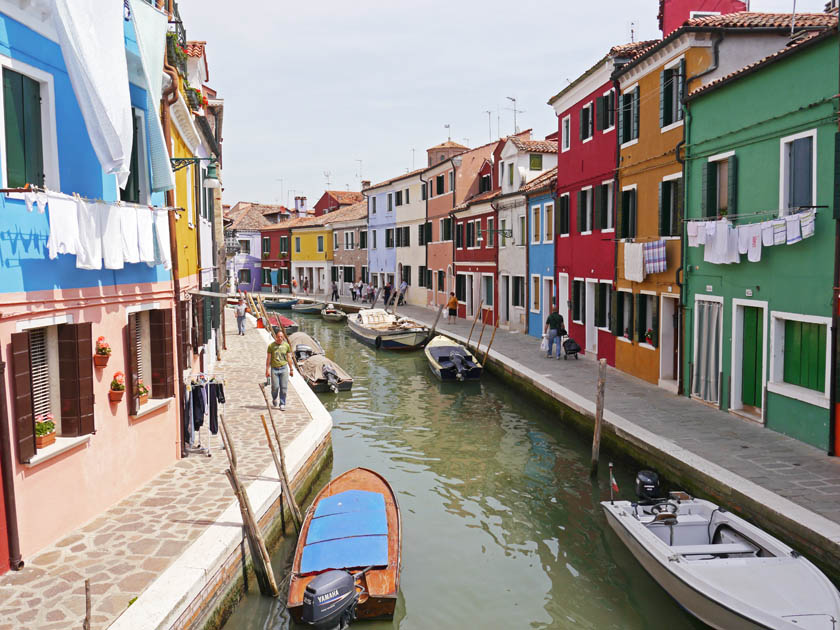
[58,322,94,436]
[29,329,50,419]
[437,270,445,292]
[3,68,44,189]
[126,313,139,416]
[11,331,36,463]
[487,217,495,247]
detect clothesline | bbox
[0,184,180,213]
[682,205,826,222]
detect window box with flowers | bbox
[35,413,56,448]
[109,372,125,402]
[137,380,150,406]
[94,336,111,367]
[185,86,202,111]
[645,328,657,346]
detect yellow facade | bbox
[290,227,333,263]
[171,127,199,283]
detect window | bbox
[518,215,526,245]
[577,188,592,233]
[594,182,613,231]
[466,221,475,248]
[512,276,525,308]
[660,177,682,236]
[508,163,514,187]
[419,265,427,287]
[543,204,554,242]
[580,102,593,141]
[333,232,340,250]
[387,193,393,211]
[558,194,570,236]
[395,190,403,206]
[278,268,289,285]
[402,265,412,285]
[3,68,44,189]
[262,237,270,255]
[262,268,272,285]
[385,228,394,248]
[403,225,410,247]
[344,230,355,250]
[500,218,507,247]
[372,230,377,249]
[486,217,495,247]
[615,291,634,340]
[595,283,611,329]
[572,280,585,323]
[531,276,541,311]
[561,115,571,151]
[478,174,491,193]
[239,239,251,254]
[636,294,657,347]
[456,222,464,248]
[437,270,445,292]
[703,155,737,218]
[781,132,815,212]
[783,320,827,392]
[483,275,493,307]
[596,90,615,131]
[371,197,376,213]
[619,188,637,239]
[294,237,301,253]
[238,269,251,284]
[619,86,640,144]
[341,266,354,283]
[359,230,367,249]
[405,188,410,204]
[418,223,425,246]
[421,183,427,201]
[532,206,540,243]
[395,227,402,247]
[361,266,368,282]
[426,268,432,288]
[441,217,453,241]
[455,274,466,302]
[529,154,543,170]
[660,59,685,128]
[120,109,146,203]
[279,236,288,255]
[331,266,339,282]
[449,170,455,192]
[436,174,444,195]
[317,235,324,252]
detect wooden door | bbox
[741,306,763,408]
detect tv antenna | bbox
[485,110,492,141]
[355,159,363,182]
[505,96,525,133]
[444,123,451,141]
[630,21,636,43]
[323,170,331,188]
[411,148,416,170]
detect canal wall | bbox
[108,315,333,630]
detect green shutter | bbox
[23,74,43,187]
[678,59,686,120]
[593,185,602,231]
[577,191,584,233]
[636,294,645,342]
[579,109,584,141]
[834,133,840,219]
[618,93,625,144]
[610,288,619,335]
[3,69,25,188]
[632,87,640,140]
[616,190,624,239]
[651,296,659,347]
[658,181,665,236]
[701,161,710,217]
[595,96,604,131]
[628,190,637,239]
[727,155,738,215]
[659,70,666,127]
[676,176,685,232]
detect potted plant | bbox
[35,413,56,448]
[645,328,655,345]
[94,336,111,367]
[109,372,125,402]
[137,380,150,406]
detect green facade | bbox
[683,34,838,451]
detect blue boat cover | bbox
[300,490,390,574]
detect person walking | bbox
[265,328,294,410]
[303,276,309,295]
[292,277,298,294]
[234,299,247,335]
[446,292,458,324]
[398,279,408,305]
[383,282,392,307]
[544,305,566,359]
[331,281,339,301]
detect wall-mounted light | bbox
[170,156,221,189]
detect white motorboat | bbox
[602,471,840,630]
[424,335,482,381]
[347,308,429,351]
[287,331,325,357]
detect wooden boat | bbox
[288,331,325,358]
[347,308,429,351]
[288,468,401,625]
[264,296,298,310]
[321,303,347,322]
[292,299,327,314]
[299,355,354,392]
[265,314,298,334]
[424,335,482,382]
[602,473,840,630]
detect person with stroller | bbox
[544,304,566,359]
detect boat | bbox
[299,355,354,392]
[321,303,347,322]
[264,296,298,310]
[265,314,298,334]
[424,335,482,381]
[347,308,430,351]
[288,468,401,627]
[288,331,325,357]
[602,470,840,630]
[292,299,327,314]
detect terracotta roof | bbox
[324,190,364,205]
[320,200,367,224]
[364,167,427,191]
[684,11,836,29]
[687,27,835,100]
[508,137,557,153]
[453,189,501,212]
[183,41,206,57]
[261,214,320,231]
[228,202,271,231]
[522,167,558,193]
[609,40,660,58]
[428,140,468,150]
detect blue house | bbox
[525,169,558,338]
[364,178,398,292]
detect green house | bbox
[682,27,838,451]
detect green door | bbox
[741,307,763,408]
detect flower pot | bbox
[94,354,110,368]
[36,431,56,448]
[139,394,148,406]
[109,389,124,403]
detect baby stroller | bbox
[562,332,580,360]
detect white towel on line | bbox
[739,223,762,263]
[761,221,774,247]
[686,222,700,247]
[101,204,124,269]
[45,196,79,259]
[696,221,708,245]
[623,242,645,282]
[76,199,103,270]
[120,205,140,264]
[785,214,802,245]
[136,206,155,263]
[800,210,815,239]
[152,208,171,270]
[772,219,786,246]
[726,224,741,263]
[23,192,48,213]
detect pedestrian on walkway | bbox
[350,283,357,301]
[292,277,298,294]
[235,299,247,335]
[331,281,339,301]
[303,277,309,295]
[398,279,408,305]
[265,328,294,411]
[383,282,392,307]
[446,292,458,324]
[544,305,566,359]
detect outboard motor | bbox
[635,470,661,503]
[448,351,466,380]
[295,345,314,361]
[322,364,339,393]
[302,570,359,629]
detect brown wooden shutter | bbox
[179,299,190,365]
[10,332,35,463]
[126,314,139,416]
[149,308,175,399]
[191,296,200,351]
[58,322,94,436]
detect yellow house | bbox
[290,219,332,294]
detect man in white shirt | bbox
[235,299,247,335]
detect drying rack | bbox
[185,371,225,458]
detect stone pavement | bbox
[0,314,311,630]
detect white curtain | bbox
[692,301,722,403]
[52,0,133,188]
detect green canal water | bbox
[223,315,704,629]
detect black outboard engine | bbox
[302,570,359,629]
[448,351,466,380]
[322,364,339,392]
[635,470,661,503]
[295,345,314,361]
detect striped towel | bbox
[785,214,802,245]
[800,209,815,239]
[772,219,786,246]
[643,239,667,275]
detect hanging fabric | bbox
[76,199,104,270]
[643,239,667,274]
[120,205,140,264]
[692,300,721,404]
[623,242,645,282]
[152,208,172,269]
[101,204,124,269]
[46,195,79,259]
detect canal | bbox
[223,314,705,629]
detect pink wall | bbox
[659,0,746,35]
[1,282,180,557]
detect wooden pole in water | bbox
[82,578,90,630]
[428,304,445,339]
[259,385,303,529]
[590,358,607,477]
[466,300,484,344]
[475,310,489,351]
[482,316,499,364]
[260,413,301,533]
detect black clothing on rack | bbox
[208,382,225,435]
[192,383,206,429]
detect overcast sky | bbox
[181,0,828,208]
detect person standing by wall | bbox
[235,299,247,335]
[331,281,339,301]
[544,304,566,359]
[446,292,458,324]
[265,328,294,410]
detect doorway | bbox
[557,273,569,334]
[692,297,722,404]
[659,295,679,392]
[585,280,597,353]
[542,277,554,331]
[501,275,510,325]
[466,274,474,317]
[731,301,766,422]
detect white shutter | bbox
[29,328,51,417]
[135,318,143,381]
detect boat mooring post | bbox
[260,412,301,533]
[475,310,489,351]
[83,578,91,630]
[259,385,304,529]
[482,316,499,364]
[466,300,484,345]
[590,359,607,477]
[428,304,445,338]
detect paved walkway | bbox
[0,315,310,630]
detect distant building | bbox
[225,203,271,292]
[313,190,364,216]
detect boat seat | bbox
[670,542,757,556]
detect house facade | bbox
[392,170,427,306]
[364,175,402,292]
[259,222,293,293]
[453,194,498,323]
[225,203,269,293]
[326,200,368,298]
[683,27,838,451]
[313,190,363,216]
[525,169,558,338]
[291,219,333,294]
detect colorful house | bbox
[260,219,296,293]
[392,170,428,306]
[290,217,333,294]
[453,191,499,323]
[327,200,369,298]
[525,168,558,338]
[364,172,413,292]
[682,25,838,451]
[225,202,270,292]
[313,190,363,216]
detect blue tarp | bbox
[300,535,388,575]
[308,510,388,544]
[270,269,279,285]
[313,490,385,518]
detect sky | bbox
[181,0,829,209]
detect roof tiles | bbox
[509,137,558,153]
[183,41,206,57]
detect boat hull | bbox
[347,317,428,350]
[321,311,346,322]
[291,303,325,314]
[428,362,483,382]
[264,299,297,310]
[306,377,354,392]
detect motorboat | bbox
[288,468,401,627]
[602,470,840,630]
[264,313,298,334]
[299,355,353,392]
[347,308,429,351]
[424,335,482,381]
[322,303,347,323]
[264,296,298,310]
[288,331,325,358]
[292,298,327,314]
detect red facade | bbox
[260,226,292,291]
[453,199,498,324]
[658,0,746,36]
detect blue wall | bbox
[367,191,396,280]
[527,192,555,338]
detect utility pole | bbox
[505,96,524,134]
[485,110,492,142]
[355,159,363,186]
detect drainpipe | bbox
[419,171,429,304]
[829,41,840,455]
[612,75,622,341]
[686,33,722,84]
[0,362,23,571]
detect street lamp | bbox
[170,157,221,189]
[476,228,513,244]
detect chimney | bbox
[361,180,371,190]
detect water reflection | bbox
[223,315,705,630]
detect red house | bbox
[452,190,499,324]
[260,217,309,292]
[312,190,364,216]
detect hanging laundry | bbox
[738,223,762,263]
[772,219,786,246]
[151,208,171,270]
[45,195,79,259]
[623,242,645,282]
[76,199,104,270]
[687,222,700,247]
[23,191,48,213]
[136,205,155,263]
[120,205,140,263]
[704,220,736,264]
[761,221,774,247]
[208,381,225,435]
[101,203,124,269]
[191,382,206,430]
[737,226,749,255]
[800,209,815,239]
[643,239,667,274]
[184,387,194,447]
[726,224,741,263]
[785,214,802,245]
